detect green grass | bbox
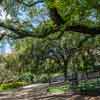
[47,79,100,94]
[47,84,70,94]
[0,82,28,91]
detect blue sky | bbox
[0,39,12,54]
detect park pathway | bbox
[0,83,100,100]
[0,83,49,100]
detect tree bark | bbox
[49,7,64,26]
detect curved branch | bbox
[48,7,100,35]
[65,25,100,35]
[19,0,44,7]
[0,33,5,40]
[0,21,100,40]
[49,7,65,26]
[0,22,55,39]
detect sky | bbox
[0,40,12,54]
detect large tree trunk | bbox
[70,71,78,93]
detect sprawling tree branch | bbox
[65,25,100,35]
[0,4,99,40]
[20,0,64,26]
[2,1,99,40]
[48,7,100,35]
[0,21,100,40]
[49,7,65,26]
[18,0,44,7]
[0,32,5,40]
[0,22,56,39]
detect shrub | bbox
[78,79,100,94]
[39,74,48,83]
[18,72,34,83]
[0,82,27,91]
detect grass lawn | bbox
[47,84,70,94]
[0,82,28,91]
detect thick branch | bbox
[48,7,100,35]
[18,0,44,7]
[65,25,100,35]
[0,22,55,39]
[0,21,100,40]
[0,33,5,40]
[49,7,65,26]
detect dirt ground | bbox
[0,84,100,100]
